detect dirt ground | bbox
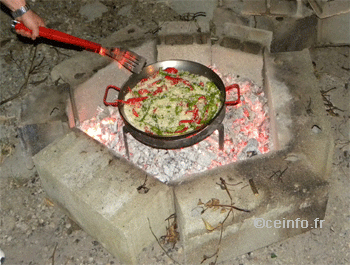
[0,1,349,264]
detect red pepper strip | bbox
[179,120,194,124]
[138,89,151,95]
[116,96,148,105]
[153,108,157,113]
[140,78,148,83]
[185,105,200,123]
[132,108,139,117]
[165,75,181,85]
[151,80,161,85]
[182,79,194,90]
[164,67,178,74]
[174,126,188,134]
[164,75,194,90]
[152,86,163,96]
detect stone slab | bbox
[264,49,334,176]
[33,129,175,264]
[166,0,218,23]
[269,0,299,16]
[317,11,350,45]
[175,156,329,264]
[157,21,212,65]
[212,44,264,87]
[222,22,273,51]
[242,0,267,15]
[308,0,350,18]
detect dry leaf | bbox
[205,198,220,208]
[220,207,227,213]
[44,198,54,207]
[202,218,216,232]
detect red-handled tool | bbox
[12,21,146,73]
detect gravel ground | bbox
[0,1,349,264]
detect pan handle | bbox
[225,84,241,106]
[104,85,121,107]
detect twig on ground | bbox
[268,166,288,182]
[201,178,250,264]
[147,217,180,265]
[50,243,58,265]
[0,45,38,106]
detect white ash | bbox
[79,68,271,184]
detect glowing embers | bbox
[79,68,271,183]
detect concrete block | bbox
[212,44,264,87]
[242,0,267,15]
[175,155,329,264]
[308,0,350,18]
[158,21,210,36]
[269,0,298,16]
[166,0,218,23]
[264,49,334,177]
[157,43,212,66]
[157,21,212,65]
[317,12,350,45]
[33,130,175,264]
[223,22,273,51]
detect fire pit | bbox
[79,64,270,183]
[33,21,332,265]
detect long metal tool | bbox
[12,21,146,74]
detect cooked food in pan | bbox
[123,67,223,136]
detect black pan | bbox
[103,60,240,149]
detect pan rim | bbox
[117,60,226,140]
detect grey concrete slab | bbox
[166,0,218,23]
[222,22,273,51]
[264,49,334,176]
[308,0,350,18]
[212,45,264,87]
[174,156,329,264]
[269,0,299,16]
[157,21,212,65]
[33,129,175,264]
[242,0,267,15]
[317,12,350,45]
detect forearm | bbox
[1,0,27,12]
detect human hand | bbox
[16,10,45,40]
